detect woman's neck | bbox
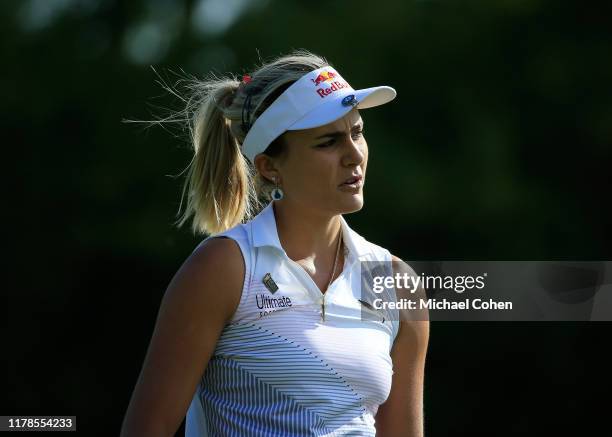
[272,200,342,262]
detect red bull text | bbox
[316,80,350,98]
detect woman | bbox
[121,50,429,437]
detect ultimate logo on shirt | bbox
[256,293,292,318]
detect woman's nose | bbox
[341,136,365,166]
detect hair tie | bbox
[241,75,254,134]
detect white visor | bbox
[240,66,396,163]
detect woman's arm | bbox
[375,255,430,437]
[120,238,244,437]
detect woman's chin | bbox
[338,194,364,214]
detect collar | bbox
[250,201,370,259]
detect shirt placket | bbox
[282,254,356,322]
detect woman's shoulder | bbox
[207,221,250,245]
[186,236,244,282]
[190,235,244,264]
[189,224,249,280]
[191,221,251,263]
[174,235,245,322]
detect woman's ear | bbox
[254,154,281,185]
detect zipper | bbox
[321,294,326,322]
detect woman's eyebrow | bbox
[313,122,364,140]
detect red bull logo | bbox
[316,80,350,98]
[311,70,337,86]
[311,69,351,98]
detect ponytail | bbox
[176,78,256,235]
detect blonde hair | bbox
[150,49,329,235]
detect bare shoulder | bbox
[391,254,403,263]
[390,254,429,339]
[186,236,245,285]
[390,254,419,285]
[171,236,245,323]
[390,254,420,288]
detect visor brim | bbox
[287,85,396,130]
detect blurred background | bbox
[2,0,611,435]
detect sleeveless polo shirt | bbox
[185,202,399,437]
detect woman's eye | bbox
[352,129,364,140]
[315,139,335,148]
[315,130,364,148]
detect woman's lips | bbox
[339,175,363,190]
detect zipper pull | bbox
[321,296,326,322]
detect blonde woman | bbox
[121,50,429,437]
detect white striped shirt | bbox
[186,202,399,436]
